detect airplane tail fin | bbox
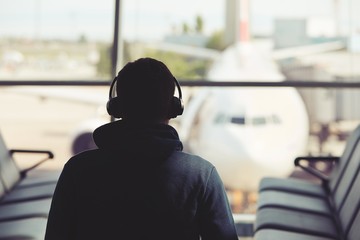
[224,0,250,47]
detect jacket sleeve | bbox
[198,167,238,240]
[45,161,77,240]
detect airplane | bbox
[2,0,345,198]
[178,42,310,192]
[144,0,344,193]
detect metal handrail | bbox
[1,80,360,88]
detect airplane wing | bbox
[135,41,221,60]
[3,86,108,107]
[272,40,345,60]
[138,39,346,63]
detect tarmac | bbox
[0,86,104,171]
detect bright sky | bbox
[0,0,357,42]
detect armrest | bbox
[9,149,54,178]
[294,156,339,183]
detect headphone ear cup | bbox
[106,97,123,118]
[169,96,184,118]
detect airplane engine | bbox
[70,118,107,155]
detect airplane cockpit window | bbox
[215,113,246,125]
[245,115,282,126]
[272,115,281,124]
[251,117,266,125]
[230,116,246,125]
[214,113,227,124]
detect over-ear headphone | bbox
[106,76,184,119]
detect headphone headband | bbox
[108,75,118,99]
[173,77,182,100]
[107,76,184,119]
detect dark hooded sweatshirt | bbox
[45,120,238,240]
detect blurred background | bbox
[0,0,359,214]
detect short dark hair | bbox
[115,58,176,121]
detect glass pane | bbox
[121,0,360,82]
[1,2,360,238]
[0,0,114,80]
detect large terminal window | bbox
[0,0,360,215]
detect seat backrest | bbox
[0,132,21,191]
[340,165,360,240]
[347,204,360,240]
[332,134,360,213]
[329,125,360,193]
[0,180,6,200]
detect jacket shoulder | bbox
[65,149,103,167]
[168,151,215,173]
[172,151,211,163]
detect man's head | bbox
[107,58,183,122]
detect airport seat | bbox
[258,124,360,197]
[0,131,60,239]
[0,147,58,189]
[16,168,61,189]
[254,229,337,240]
[0,198,51,222]
[0,131,59,204]
[0,182,56,204]
[0,156,53,222]
[253,126,360,240]
[255,226,360,240]
[0,217,47,240]
[255,125,360,216]
[254,193,360,240]
[254,168,360,239]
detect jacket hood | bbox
[93,120,183,160]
